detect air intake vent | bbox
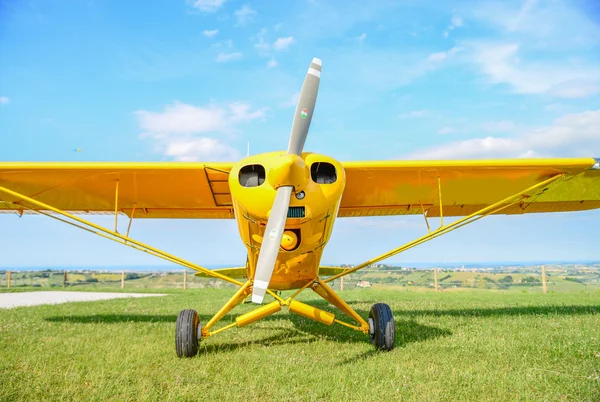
[287,206,305,218]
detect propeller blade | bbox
[287,57,321,156]
[251,186,293,304]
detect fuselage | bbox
[229,151,345,290]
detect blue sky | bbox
[1,0,599,268]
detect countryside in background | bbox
[2,262,598,292]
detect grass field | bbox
[1,288,599,401]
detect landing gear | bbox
[176,309,201,358]
[368,303,395,351]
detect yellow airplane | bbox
[1,58,599,357]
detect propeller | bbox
[251,57,322,304]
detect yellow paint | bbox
[235,301,281,327]
[0,158,597,219]
[1,157,599,294]
[229,152,346,290]
[1,156,600,340]
[204,281,252,332]
[280,230,298,251]
[311,279,369,331]
[265,153,309,192]
[289,300,335,325]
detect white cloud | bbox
[428,47,460,62]
[273,36,295,51]
[409,110,600,159]
[211,39,233,48]
[267,58,278,68]
[190,0,226,12]
[252,28,270,55]
[481,121,515,132]
[437,127,457,135]
[357,32,366,44]
[234,5,256,26]
[325,48,435,94]
[216,52,242,62]
[254,39,269,52]
[444,15,463,37]
[0,96,9,105]
[228,102,268,121]
[471,43,600,98]
[164,138,240,161]
[399,109,429,119]
[551,84,600,99]
[135,101,267,162]
[451,16,463,28]
[279,92,300,108]
[202,29,218,37]
[544,103,567,114]
[469,0,600,46]
[136,101,267,134]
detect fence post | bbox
[7,271,10,289]
[63,271,67,288]
[434,267,439,292]
[541,265,547,293]
[121,270,125,289]
[340,276,344,291]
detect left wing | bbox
[0,162,235,218]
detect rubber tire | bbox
[369,303,395,351]
[176,309,200,358]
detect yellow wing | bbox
[0,162,235,218]
[2,159,599,219]
[339,158,600,217]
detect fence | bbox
[0,270,235,290]
[2,265,596,292]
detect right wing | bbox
[339,158,600,217]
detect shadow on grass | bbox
[46,314,179,324]
[395,304,600,318]
[45,308,452,362]
[196,316,451,360]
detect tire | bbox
[368,303,395,351]
[176,309,201,358]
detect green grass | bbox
[1,289,599,401]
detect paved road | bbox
[0,291,167,309]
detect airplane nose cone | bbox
[267,154,309,192]
[280,230,299,251]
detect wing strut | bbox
[324,174,564,283]
[0,183,285,301]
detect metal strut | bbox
[0,183,283,302]
[324,174,563,283]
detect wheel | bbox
[368,303,395,351]
[176,309,201,358]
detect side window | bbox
[239,164,266,187]
[311,162,337,184]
